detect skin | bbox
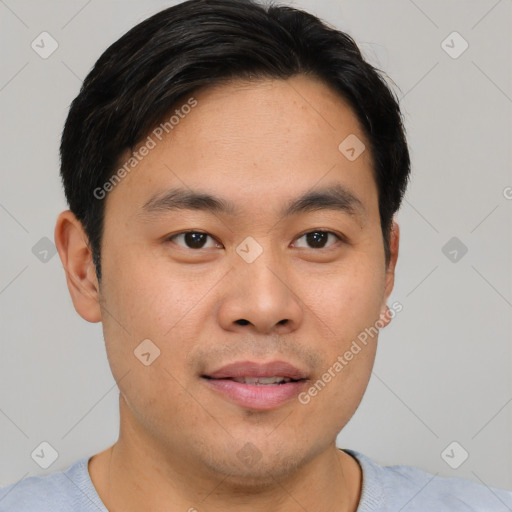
[55,74,399,512]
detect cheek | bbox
[98,265,201,429]
[98,245,218,387]
[303,258,386,337]
[100,244,193,334]
[296,257,384,399]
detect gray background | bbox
[1,0,511,493]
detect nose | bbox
[217,252,303,335]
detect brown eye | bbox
[294,231,340,249]
[169,231,220,249]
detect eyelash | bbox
[166,230,345,250]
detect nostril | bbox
[277,319,288,325]
[236,319,250,325]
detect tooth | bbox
[232,377,292,385]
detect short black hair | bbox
[60,0,410,281]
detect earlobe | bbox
[54,210,102,323]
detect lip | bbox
[202,360,309,411]
[204,360,308,380]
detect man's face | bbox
[96,75,396,482]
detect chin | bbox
[196,438,316,489]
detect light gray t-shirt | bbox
[1,449,512,511]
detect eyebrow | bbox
[140,183,366,222]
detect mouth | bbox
[225,376,298,385]
[201,360,309,410]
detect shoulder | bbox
[385,463,512,511]
[0,457,106,512]
[344,449,512,512]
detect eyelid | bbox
[292,229,346,248]
[166,230,223,249]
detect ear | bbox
[378,219,400,327]
[54,210,102,323]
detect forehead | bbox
[105,75,378,221]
